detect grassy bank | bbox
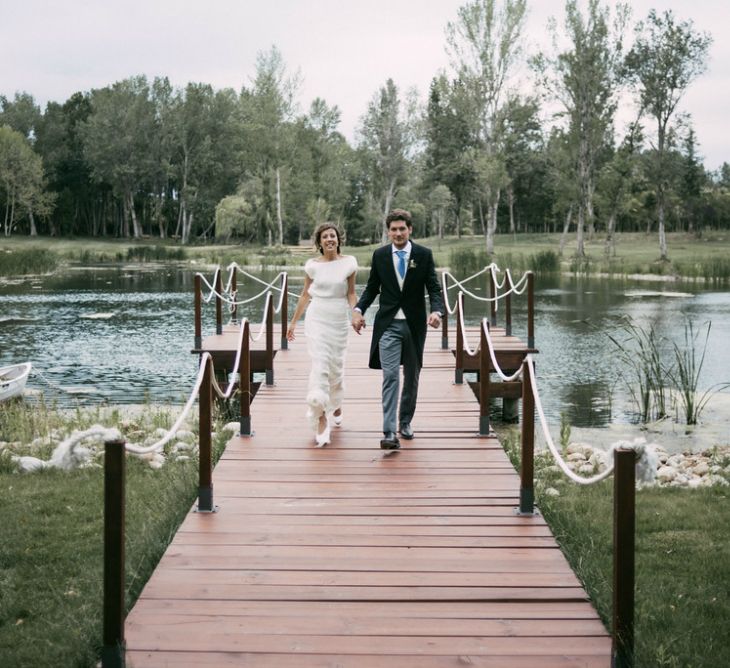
[0,401,228,667]
[500,427,730,667]
[3,231,730,282]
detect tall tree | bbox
[0,92,41,140]
[80,77,158,238]
[0,126,54,236]
[534,0,629,257]
[625,9,712,259]
[445,0,527,253]
[358,79,415,242]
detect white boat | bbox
[0,362,32,401]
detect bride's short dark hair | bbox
[313,222,343,254]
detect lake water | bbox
[1,263,729,432]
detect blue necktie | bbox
[396,250,406,279]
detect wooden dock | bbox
[125,327,611,666]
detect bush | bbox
[0,248,58,276]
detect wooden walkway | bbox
[125,328,611,666]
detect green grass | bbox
[0,401,229,667]
[0,248,58,276]
[3,231,730,281]
[500,427,730,667]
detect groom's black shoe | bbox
[399,424,414,440]
[380,432,400,450]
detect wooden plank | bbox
[124,324,609,666]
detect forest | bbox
[1,0,728,260]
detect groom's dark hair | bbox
[386,209,412,228]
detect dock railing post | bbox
[102,438,126,668]
[280,274,288,350]
[230,265,237,323]
[215,270,223,335]
[194,274,202,350]
[489,269,497,327]
[527,271,535,349]
[455,295,464,384]
[240,321,252,436]
[613,448,636,668]
[441,308,449,350]
[517,358,535,515]
[197,356,215,512]
[479,319,490,436]
[265,293,274,385]
[505,288,512,337]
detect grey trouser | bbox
[379,320,420,434]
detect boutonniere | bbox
[408,259,417,269]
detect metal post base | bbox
[528,336,535,349]
[502,397,519,423]
[515,487,537,516]
[265,369,274,385]
[216,325,222,335]
[441,337,448,350]
[196,486,216,513]
[101,642,126,668]
[194,336,202,349]
[479,415,490,436]
[455,369,464,385]
[240,416,252,436]
[281,337,288,350]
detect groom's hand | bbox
[427,312,442,329]
[351,310,365,334]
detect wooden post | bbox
[102,438,126,668]
[215,270,222,335]
[505,287,512,337]
[197,356,215,512]
[280,274,289,350]
[441,308,449,350]
[265,293,274,385]
[527,271,535,349]
[518,358,535,515]
[194,274,202,350]
[613,448,636,668]
[455,297,464,384]
[230,265,238,323]
[479,320,490,436]
[489,270,497,327]
[240,321,251,436]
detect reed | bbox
[125,245,186,261]
[0,248,58,276]
[668,321,730,425]
[607,318,670,422]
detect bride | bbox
[287,223,358,446]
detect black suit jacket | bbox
[355,242,444,369]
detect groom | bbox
[352,209,444,449]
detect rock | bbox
[222,422,240,434]
[544,487,560,497]
[687,477,703,488]
[174,455,191,462]
[578,463,595,475]
[154,428,169,438]
[656,466,677,483]
[13,456,47,472]
[693,462,710,476]
[175,430,195,442]
[567,453,586,462]
[148,459,164,470]
[172,441,194,453]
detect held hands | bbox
[351,310,365,334]
[427,312,442,329]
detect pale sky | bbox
[1,0,728,169]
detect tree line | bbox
[1,1,727,260]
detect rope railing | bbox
[194,265,289,352]
[440,264,534,350]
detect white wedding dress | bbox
[303,255,358,430]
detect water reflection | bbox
[1,265,729,429]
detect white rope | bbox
[124,352,213,455]
[506,269,530,295]
[226,263,298,302]
[490,263,508,290]
[526,356,615,485]
[249,292,272,343]
[196,267,222,304]
[457,293,480,357]
[481,319,522,382]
